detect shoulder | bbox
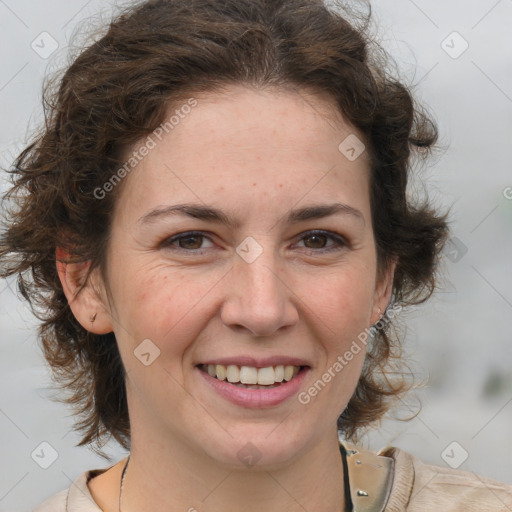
[33,489,68,512]
[343,440,512,512]
[32,468,106,512]
[386,446,512,511]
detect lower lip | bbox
[197,366,310,408]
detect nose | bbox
[220,253,299,337]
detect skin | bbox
[58,84,396,512]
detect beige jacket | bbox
[34,441,512,511]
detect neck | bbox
[121,425,346,512]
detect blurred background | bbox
[1,0,511,510]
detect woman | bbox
[1,0,511,510]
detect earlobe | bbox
[370,256,398,326]
[56,247,113,334]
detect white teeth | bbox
[216,364,227,381]
[203,364,302,385]
[283,365,295,382]
[226,365,240,383]
[257,366,276,385]
[240,366,258,384]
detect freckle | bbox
[252,182,257,186]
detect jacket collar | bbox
[340,440,395,512]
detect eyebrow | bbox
[137,202,365,227]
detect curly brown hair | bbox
[0,0,450,454]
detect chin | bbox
[198,421,313,471]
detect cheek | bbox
[305,274,372,403]
[111,263,222,352]
[299,265,375,340]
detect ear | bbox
[56,247,113,334]
[369,256,398,326]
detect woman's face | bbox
[92,85,394,467]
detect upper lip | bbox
[197,356,311,368]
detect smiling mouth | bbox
[197,364,307,389]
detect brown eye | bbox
[178,235,204,249]
[303,233,328,249]
[162,231,215,251]
[296,230,347,252]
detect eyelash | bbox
[161,230,348,254]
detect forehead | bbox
[167,84,359,155]
[115,84,371,220]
